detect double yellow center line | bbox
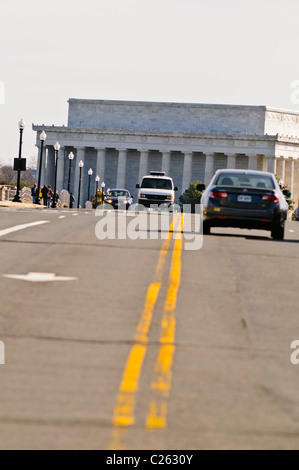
[109,214,184,450]
[146,219,183,430]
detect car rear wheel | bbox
[203,221,211,235]
[271,223,285,240]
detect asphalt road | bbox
[0,207,299,450]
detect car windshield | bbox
[141,178,173,190]
[107,190,129,197]
[216,173,275,190]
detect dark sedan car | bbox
[200,170,289,239]
[104,189,133,210]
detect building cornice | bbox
[32,124,279,142]
[266,106,299,117]
[68,98,267,112]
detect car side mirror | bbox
[283,189,291,198]
[174,186,179,191]
[136,184,140,189]
[196,183,206,192]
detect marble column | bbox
[138,150,149,182]
[248,155,258,171]
[96,148,106,183]
[36,144,41,187]
[294,160,299,206]
[279,158,286,183]
[45,147,55,188]
[41,148,47,187]
[162,151,171,176]
[43,146,48,186]
[74,148,85,207]
[117,149,127,188]
[57,146,65,193]
[36,144,46,189]
[267,156,277,175]
[261,156,268,172]
[290,158,295,196]
[227,154,236,169]
[182,152,193,192]
[204,154,215,186]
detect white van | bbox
[136,171,178,208]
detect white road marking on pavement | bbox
[2,272,78,283]
[72,213,78,216]
[0,221,50,238]
[58,216,66,219]
[289,230,295,233]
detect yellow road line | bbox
[112,344,147,428]
[109,214,179,450]
[146,215,184,430]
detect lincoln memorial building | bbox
[33,99,299,207]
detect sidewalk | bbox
[0,201,46,209]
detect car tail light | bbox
[209,191,229,199]
[261,194,280,203]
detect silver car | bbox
[200,170,289,240]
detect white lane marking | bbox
[58,216,66,219]
[2,272,78,283]
[0,221,50,238]
[289,230,295,233]
[72,213,78,216]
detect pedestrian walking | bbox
[295,206,299,221]
[41,185,49,207]
[53,190,60,207]
[70,193,75,209]
[48,185,53,208]
[31,183,38,204]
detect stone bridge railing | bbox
[0,185,16,202]
[21,187,32,203]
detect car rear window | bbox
[108,190,129,197]
[141,178,173,190]
[216,173,275,189]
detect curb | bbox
[0,202,47,209]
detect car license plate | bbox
[238,195,252,203]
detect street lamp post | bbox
[101,181,106,204]
[13,119,26,203]
[95,175,100,207]
[88,168,93,201]
[68,152,74,194]
[36,130,47,205]
[51,142,60,209]
[77,160,84,209]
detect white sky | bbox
[1,0,299,165]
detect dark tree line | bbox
[0,165,35,187]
